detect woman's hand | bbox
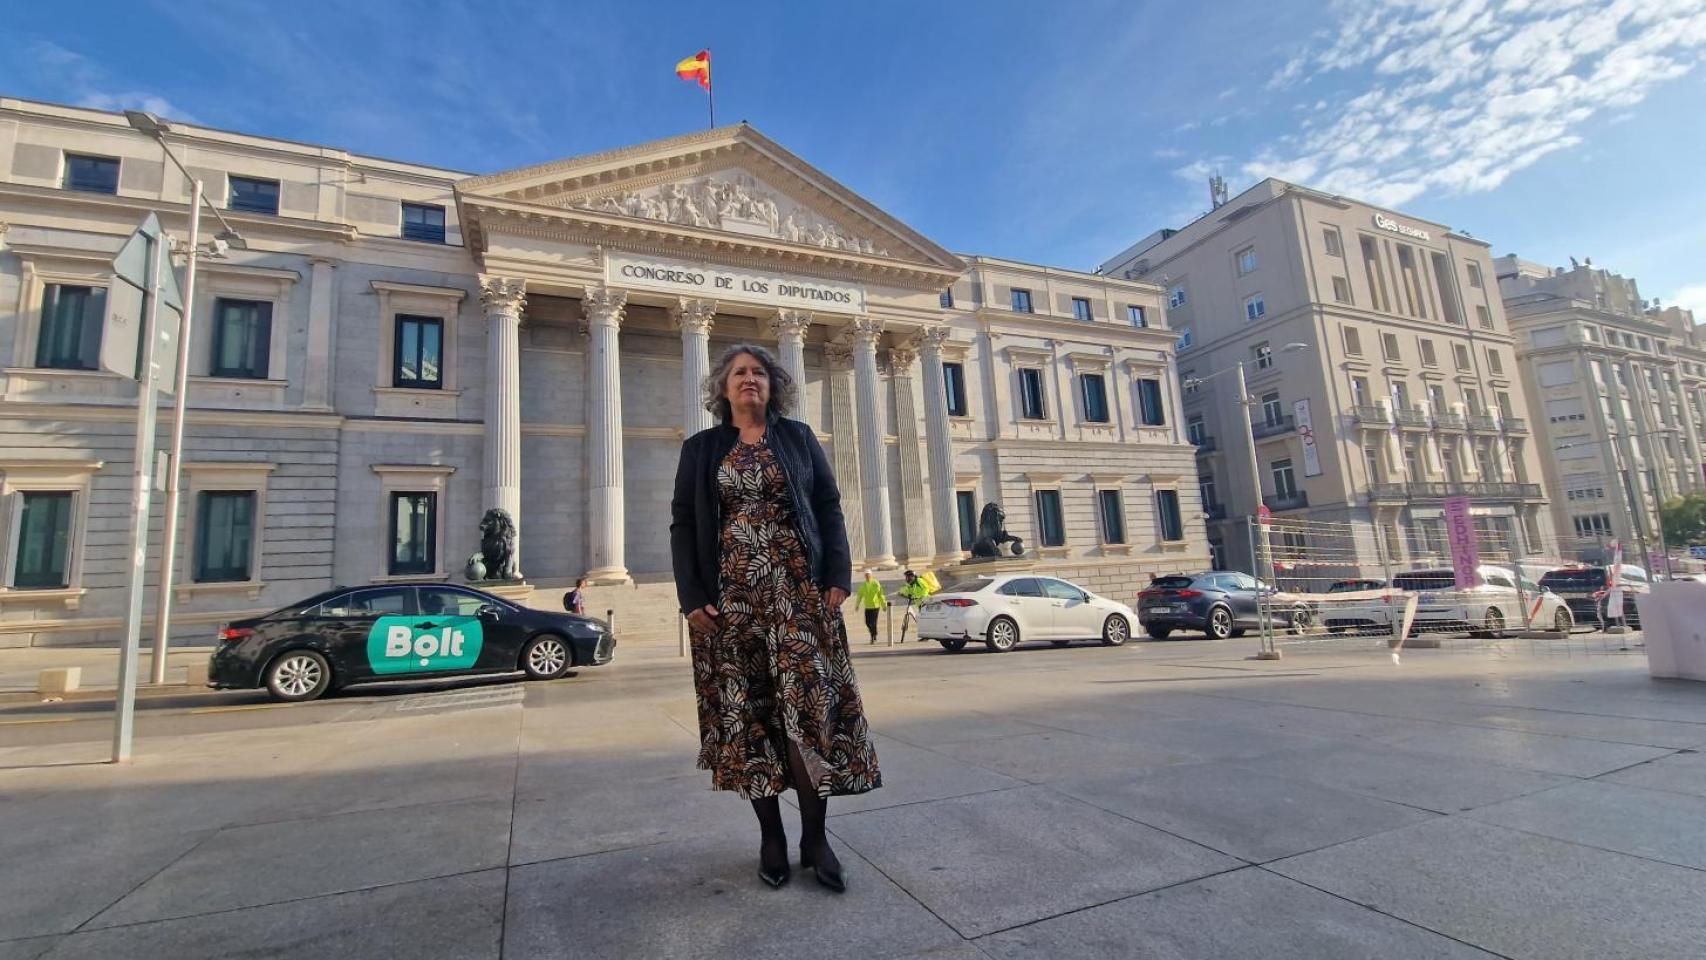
[825,587,848,609]
[686,604,720,635]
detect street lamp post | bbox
[125,111,247,686]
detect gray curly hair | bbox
[703,342,797,424]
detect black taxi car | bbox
[209,583,616,702]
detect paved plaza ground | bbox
[1,632,1704,959]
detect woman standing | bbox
[670,343,881,892]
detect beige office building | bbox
[1100,179,1554,575]
[1498,255,1704,564]
[0,97,1204,646]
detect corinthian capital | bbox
[582,285,628,328]
[848,315,885,345]
[478,275,527,316]
[671,297,717,335]
[887,346,918,371]
[770,309,812,339]
[823,343,855,369]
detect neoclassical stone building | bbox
[0,97,1205,645]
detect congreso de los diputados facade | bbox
[0,96,1207,645]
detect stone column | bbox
[825,343,866,562]
[479,275,527,571]
[672,298,716,437]
[918,326,961,563]
[889,344,929,565]
[583,285,629,582]
[850,318,894,567]
[770,309,810,387]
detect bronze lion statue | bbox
[465,508,520,581]
[970,502,1024,559]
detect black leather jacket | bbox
[669,413,853,615]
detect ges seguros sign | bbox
[1372,213,1431,242]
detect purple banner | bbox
[1443,496,1480,590]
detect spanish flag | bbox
[675,50,711,90]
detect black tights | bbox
[751,740,839,873]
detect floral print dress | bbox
[691,436,881,799]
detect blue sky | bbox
[5,0,1705,311]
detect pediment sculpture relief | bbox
[565,172,889,256]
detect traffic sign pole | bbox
[150,177,202,686]
[113,232,166,763]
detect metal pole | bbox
[150,177,202,685]
[114,233,166,762]
[1235,360,1270,584]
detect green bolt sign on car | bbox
[366,615,484,674]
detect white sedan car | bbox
[916,573,1137,652]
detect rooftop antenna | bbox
[1208,174,1229,210]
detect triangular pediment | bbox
[455,125,963,279]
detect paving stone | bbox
[1466,779,1706,870]
[1371,722,1673,777]
[978,866,1496,959]
[88,797,512,928]
[503,834,960,960]
[509,763,753,865]
[0,937,59,960]
[829,786,1238,938]
[40,870,503,960]
[1599,749,1706,797]
[1270,816,1706,960]
[828,736,1025,816]
[0,824,209,940]
[927,730,1194,784]
[1232,742,1571,813]
[1056,761,1438,862]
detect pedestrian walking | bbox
[670,342,881,893]
[562,577,588,616]
[856,569,889,643]
[897,569,932,642]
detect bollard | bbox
[886,604,894,647]
[38,667,81,696]
[607,609,616,635]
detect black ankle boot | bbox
[799,835,846,893]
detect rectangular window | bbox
[1419,338,1438,367]
[1080,373,1110,423]
[1244,294,1266,321]
[1018,368,1047,420]
[1187,416,1206,443]
[1464,388,1482,414]
[1236,246,1258,276]
[1428,384,1447,412]
[939,289,954,309]
[1011,288,1033,313]
[1072,297,1093,321]
[1098,489,1125,544]
[1323,228,1343,257]
[35,284,106,370]
[1155,489,1184,542]
[63,153,119,194]
[1137,378,1166,426]
[1475,304,1493,329]
[1343,326,1363,356]
[194,491,255,583]
[1573,514,1613,538]
[210,298,273,379]
[393,315,443,389]
[1198,474,1217,510]
[228,175,280,215]
[1467,262,1484,289]
[943,362,968,417]
[1261,391,1283,425]
[1177,327,1194,350]
[401,202,447,243]
[1486,348,1504,375]
[1271,458,1298,499]
[1332,276,1352,304]
[1351,376,1369,406]
[1496,390,1514,419]
[1454,343,1472,371]
[388,492,437,576]
[12,492,73,588]
[1381,332,1402,362]
[1035,490,1065,547]
[1253,342,1273,369]
[956,491,977,551]
[1127,304,1146,327]
[1169,285,1187,308]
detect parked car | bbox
[1392,566,1573,638]
[1537,565,1648,628]
[209,583,616,702]
[915,574,1136,652]
[1322,578,1400,635]
[1137,571,1314,640]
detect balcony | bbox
[1468,414,1501,431]
[1369,483,1410,502]
[1502,417,1529,434]
[1434,412,1466,430]
[1351,405,1392,426]
[1264,491,1310,511]
[1251,415,1295,440]
[1366,481,1544,502]
[1191,435,1218,455]
[1395,406,1432,429]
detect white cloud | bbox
[1672,283,1706,319]
[1152,147,1186,159]
[26,41,199,124]
[1246,0,1706,204]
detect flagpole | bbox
[707,48,715,128]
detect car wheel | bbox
[1207,606,1234,640]
[521,634,572,680]
[1146,627,1172,640]
[1050,639,1072,647]
[1288,606,1314,634]
[938,638,967,652]
[1483,609,1506,639]
[265,650,331,703]
[1553,605,1573,633]
[1101,615,1130,646]
[986,616,1020,652]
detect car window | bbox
[1226,574,1260,591]
[1040,579,1084,601]
[938,577,994,594]
[997,578,1044,597]
[1393,572,1455,591]
[1484,573,1514,589]
[418,588,489,617]
[1150,575,1195,590]
[318,587,411,618]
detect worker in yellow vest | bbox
[898,569,934,642]
[855,570,889,644]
